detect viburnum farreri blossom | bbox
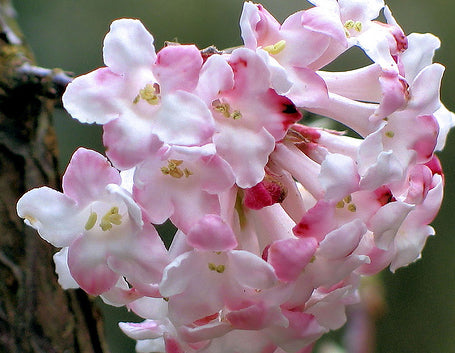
[16,0,454,352]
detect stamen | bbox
[133,83,160,105]
[344,20,355,29]
[344,20,363,36]
[208,263,225,273]
[263,40,286,55]
[231,110,242,120]
[385,131,395,138]
[336,200,345,208]
[85,212,98,230]
[212,99,231,118]
[100,206,122,231]
[211,100,243,120]
[161,159,192,179]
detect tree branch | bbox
[0,1,109,352]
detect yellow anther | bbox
[85,212,98,230]
[344,195,352,204]
[212,99,243,120]
[133,83,160,105]
[169,159,183,167]
[208,263,225,273]
[161,159,191,179]
[169,168,184,179]
[100,206,122,231]
[354,21,362,32]
[231,110,242,120]
[385,131,395,138]
[336,200,345,208]
[344,20,362,35]
[347,203,357,212]
[344,20,355,29]
[183,168,193,178]
[263,40,286,55]
[212,100,231,118]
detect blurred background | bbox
[12,0,455,352]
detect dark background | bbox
[13,1,455,352]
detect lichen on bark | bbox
[0,1,109,352]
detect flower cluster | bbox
[17,1,454,352]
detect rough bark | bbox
[0,1,109,352]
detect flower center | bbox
[335,195,357,212]
[161,159,193,179]
[84,205,123,231]
[212,99,242,120]
[344,20,363,37]
[208,262,226,273]
[133,83,161,105]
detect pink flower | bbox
[133,144,235,234]
[199,48,301,187]
[63,19,215,169]
[17,148,168,295]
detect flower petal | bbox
[103,18,156,75]
[17,187,82,247]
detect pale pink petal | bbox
[390,225,435,272]
[434,104,455,151]
[154,45,203,94]
[16,187,82,247]
[354,27,398,71]
[170,191,223,236]
[268,311,325,353]
[103,19,156,75]
[401,33,440,82]
[318,65,383,103]
[214,126,275,188]
[119,320,165,340]
[153,91,214,146]
[370,201,415,250]
[272,143,324,200]
[318,219,367,259]
[268,237,318,282]
[103,116,162,169]
[187,214,238,251]
[53,247,79,289]
[178,322,233,343]
[127,297,169,320]
[160,252,200,298]
[196,54,234,105]
[306,93,378,137]
[107,223,168,284]
[240,2,281,49]
[338,0,384,22]
[226,302,287,330]
[68,236,118,295]
[282,7,347,69]
[407,63,444,115]
[293,200,336,242]
[62,148,121,206]
[256,50,293,94]
[62,68,125,124]
[305,286,355,330]
[228,250,277,290]
[319,153,360,201]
